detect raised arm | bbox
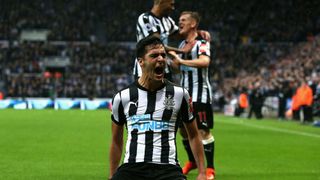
[197,30,211,42]
[168,52,210,68]
[168,38,211,68]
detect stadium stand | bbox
[0,0,319,117]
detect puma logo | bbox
[128,101,138,107]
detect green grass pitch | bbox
[0,109,319,180]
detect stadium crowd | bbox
[1,42,134,98]
[1,0,320,118]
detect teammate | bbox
[109,36,206,180]
[134,0,210,80]
[168,11,216,179]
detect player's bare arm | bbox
[184,120,206,180]
[109,123,124,179]
[168,51,210,68]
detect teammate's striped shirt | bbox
[179,37,213,104]
[111,80,194,165]
[134,12,179,77]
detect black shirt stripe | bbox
[197,68,203,102]
[206,88,210,104]
[144,130,154,162]
[145,91,156,116]
[182,72,185,87]
[128,129,138,163]
[161,130,169,163]
[188,71,193,97]
[129,85,138,116]
[117,100,126,125]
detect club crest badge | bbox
[163,95,175,110]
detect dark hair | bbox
[136,35,164,58]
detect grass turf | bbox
[0,109,319,180]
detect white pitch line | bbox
[219,118,320,139]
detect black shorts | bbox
[111,163,186,180]
[193,102,214,129]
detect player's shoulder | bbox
[164,79,188,95]
[113,82,137,98]
[138,12,152,19]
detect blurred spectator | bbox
[234,88,248,117]
[296,79,314,123]
[0,91,3,99]
[247,83,265,119]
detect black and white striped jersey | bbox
[179,37,213,104]
[111,80,194,165]
[133,12,179,77]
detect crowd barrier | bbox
[0,98,112,110]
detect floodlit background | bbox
[0,0,320,179]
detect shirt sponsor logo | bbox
[129,114,150,123]
[128,114,170,131]
[130,120,170,131]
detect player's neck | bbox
[151,7,163,17]
[138,76,164,92]
[185,31,198,44]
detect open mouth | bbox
[154,66,164,75]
